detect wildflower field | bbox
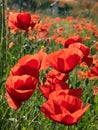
[0,1,98,130]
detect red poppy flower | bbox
[82,56,93,67]
[44,48,83,73]
[8,12,36,31]
[39,81,69,99]
[57,27,64,34]
[68,42,93,66]
[5,75,37,109]
[39,69,69,99]
[69,42,90,56]
[40,95,90,125]
[49,88,82,99]
[64,36,82,48]
[87,62,98,78]
[10,51,47,79]
[46,69,69,83]
[10,62,39,80]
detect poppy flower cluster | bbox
[5,37,91,125]
[38,42,91,125]
[7,11,98,46]
[40,93,90,125]
[78,61,98,80]
[5,50,47,109]
[6,12,97,126]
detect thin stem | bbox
[19,0,22,12]
[65,126,70,130]
[18,0,23,57]
[0,0,7,79]
[18,32,22,57]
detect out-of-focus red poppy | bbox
[10,51,47,79]
[57,27,64,34]
[39,81,69,99]
[87,63,98,79]
[8,42,14,48]
[92,86,98,97]
[85,22,97,34]
[5,75,37,109]
[40,94,90,125]
[79,61,98,80]
[83,36,91,41]
[92,54,98,65]
[94,42,98,50]
[49,88,82,99]
[55,37,65,44]
[64,36,82,48]
[35,23,51,41]
[78,71,88,79]
[44,48,83,73]
[94,30,98,38]
[8,12,36,32]
[31,14,39,23]
[72,23,83,33]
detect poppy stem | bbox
[65,125,78,130]
[0,0,7,79]
[75,67,78,86]
[19,0,23,13]
[65,126,70,130]
[73,67,78,88]
[18,32,22,57]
